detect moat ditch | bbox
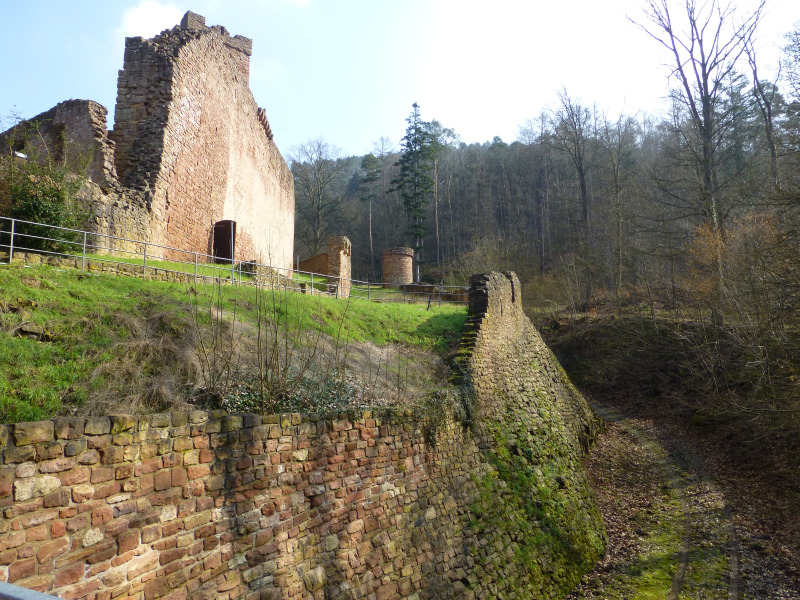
[567,401,800,599]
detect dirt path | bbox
[568,402,798,600]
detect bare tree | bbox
[632,0,764,319]
[550,89,597,304]
[598,112,639,300]
[291,138,348,257]
[552,89,594,237]
[632,0,764,236]
[783,23,800,103]
[745,40,781,191]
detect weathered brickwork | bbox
[110,12,294,267]
[1,12,294,271]
[297,254,328,277]
[0,272,604,599]
[382,248,414,286]
[297,237,352,298]
[325,237,351,298]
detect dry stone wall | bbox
[459,272,600,452]
[0,272,604,600]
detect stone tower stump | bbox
[382,247,414,286]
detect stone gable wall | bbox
[0,272,604,600]
[110,17,294,267]
[1,12,294,272]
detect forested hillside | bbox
[292,4,800,316]
[291,3,800,440]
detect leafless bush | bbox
[190,279,241,401]
[255,283,328,413]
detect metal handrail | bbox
[0,215,468,304]
[0,581,58,599]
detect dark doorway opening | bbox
[213,220,236,263]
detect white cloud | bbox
[116,1,184,40]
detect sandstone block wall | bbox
[459,272,600,453]
[325,237,351,298]
[0,272,604,600]
[111,14,294,268]
[1,12,294,272]
[0,100,150,254]
[0,100,118,193]
[297,254,328,277]
[297,237,352,298]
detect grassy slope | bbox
[0,263,466,423]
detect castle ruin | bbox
[1,11,294,270]
[381,247,414,286]
[298,236,352,298]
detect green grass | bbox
[0,262,467,422]
[84,252,256,280]
[78,253,464,303]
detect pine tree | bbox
[393,103,433,281]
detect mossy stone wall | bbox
[0,271,604,599]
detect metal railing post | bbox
[0,215,468,304]
[9,219,15,263]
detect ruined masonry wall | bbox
[111,18,293,267]
[460,272,601,451]
[0,272,604,600]
[297,254,328,277]
[0,410,496,600]
[0,100,118,192]
[297,237,352,298]
[325,237,351,298]
[382,248,413,286]
[0,100,150,252]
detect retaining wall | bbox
[0,271,604,599]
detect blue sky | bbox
[1,0,798,158]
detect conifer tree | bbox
[393,103,433,281]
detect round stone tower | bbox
[382,247,414,286]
